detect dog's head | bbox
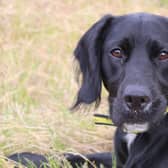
[73,13,168,133]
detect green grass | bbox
[159,0,168,6]
[0,0,167,167]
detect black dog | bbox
[8,13,168,168]
[70,12,168,168]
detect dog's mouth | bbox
[111,94,167,134]
[122,122,149,134]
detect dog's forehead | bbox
[107,13,168,43]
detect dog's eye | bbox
[159,51,168,61]
[111,48,122,58]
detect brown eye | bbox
[159,51,168,60]
[111,48,122,58]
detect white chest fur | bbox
[124,133,137,150]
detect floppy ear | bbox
[73,15,113,108]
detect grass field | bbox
[0,0,167,167]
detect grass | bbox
[0,0,167,167]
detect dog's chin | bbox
[122,122,149,134]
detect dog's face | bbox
[74,13,168,132]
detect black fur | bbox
[8,152,48,168]
[8,152,112,168]
[73,15,112,107]
[115,114,168,168]
[65,152,112,168]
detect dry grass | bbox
[0,0,167,164]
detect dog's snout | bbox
[123,85,151,112]
[124,95,150,112]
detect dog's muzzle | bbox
[123,85,151,113]
[122,123,149,134]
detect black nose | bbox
[123,86,151,112]
[124,95,150,112]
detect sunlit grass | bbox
[0,0,167,167]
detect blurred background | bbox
[0,0,167,160]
